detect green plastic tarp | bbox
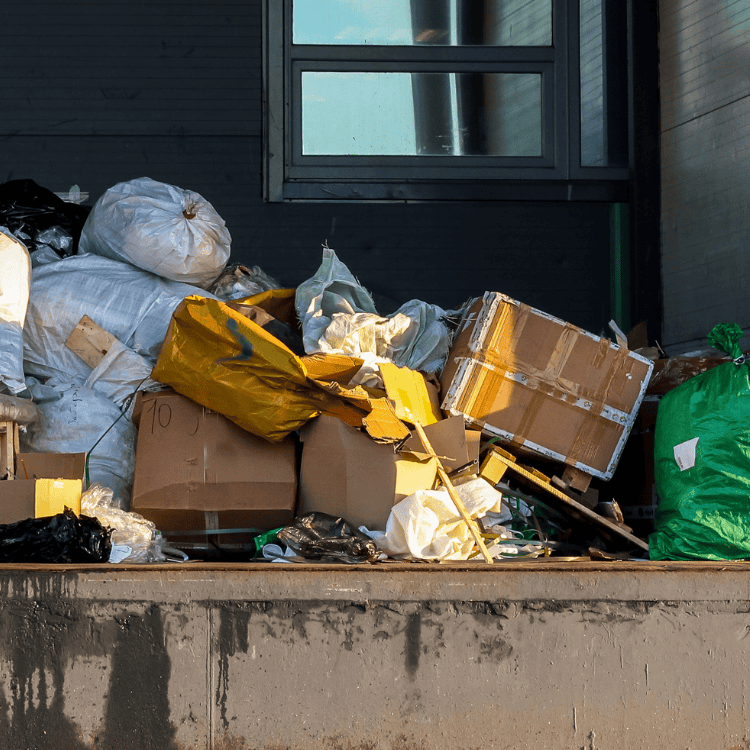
[650,324,750,560]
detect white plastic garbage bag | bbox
[0,228,32,395]
[22,379,137,510]
[83,339,158,415]
[364,477,504,561]
[24,254,214,385]
[30,245,64,268]
[295,247,453,375]
[78,177,231,288]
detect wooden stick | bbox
[413,422,494,564]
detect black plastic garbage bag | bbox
[0,179,90,257]
[0,508,111,563]
[278,512,379,564]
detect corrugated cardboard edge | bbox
[445,357,654,480]
[442,292,655,480]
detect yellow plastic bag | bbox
[152,295,339,442]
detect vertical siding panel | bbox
[660,0,750,349]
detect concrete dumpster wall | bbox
[1,561,749,750]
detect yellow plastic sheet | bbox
[152,296,342,442]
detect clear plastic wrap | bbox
[81,484,165,563]
[278,512,379,564]
[208,264,281,301]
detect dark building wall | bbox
[4,0,611,332]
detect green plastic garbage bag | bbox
[650,323,750,560]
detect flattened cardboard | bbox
[65,315,119,369]
[299,415,467,531]
[361,399,411,443]
[131,391,297,538]
[304,356,416,442]
[16,453,87,481]
[441,292,654,480]
[401,415,469,471]
[0,452,87,525]
[302,353,364,385]
[0,482,37,525]
[380,362,442,426]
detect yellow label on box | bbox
[35,478,82,518]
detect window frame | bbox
[263,0,632,202]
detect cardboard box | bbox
[35,478,82,518]
[131,391,297,540]
[441,292,654,480]
[0,453,87,525]
[298,415,471,531]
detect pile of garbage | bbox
[2,174,706,566]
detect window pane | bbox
[293,0,552,46]
[302,72,542,156]
[580,0,628,167]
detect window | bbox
[263,0,631,202]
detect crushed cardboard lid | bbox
[379,361,441,427]
[303,355,440,443]
[362,399,411,443]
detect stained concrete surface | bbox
[0,561,748,749]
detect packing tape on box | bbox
[599,346,633,405]
[543,325,580,380]
[512,390,548,447]
[487,300,527,355]
[567,410,619,469]
[457,353,617,425]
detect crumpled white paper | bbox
[295,246,453,376]
[363,477,504,561]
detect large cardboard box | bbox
[131,391,297,540]
[0,453,86,524]
[441,292,654,480]
[298,415,471,531]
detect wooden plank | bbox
[479,447,649,553]
[65,315,119,369]
[561,465,592,493]
[414,422,493,564]
[0,421,18,481]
